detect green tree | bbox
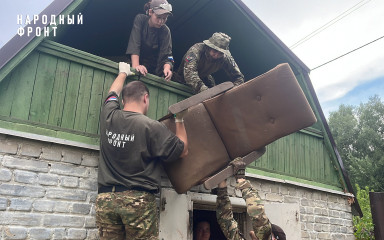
[328,95,384,192]
[353,184,374,239]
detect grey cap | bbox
[203,32,231,55]
[150,0,173,15]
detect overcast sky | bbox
[1,0,383,118]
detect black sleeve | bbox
[149,121,184,163]
[126,14,145,56]
[101,91,120,121]
[156,25,174,73]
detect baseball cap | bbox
[150,0,172,15]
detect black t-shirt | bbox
[98,92,184,192]
[126,14,173,76]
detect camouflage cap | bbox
[203,32,231,55]
[150,0,173,15]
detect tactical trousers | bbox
[96,190,158,240]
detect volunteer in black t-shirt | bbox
[96,62,188,239]
[126,0,174,81]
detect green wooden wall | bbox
[0,40,344,191]
[248,131,342,190]
[0,40,192,145]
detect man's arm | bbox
[158,28,174,81]
[163,63,173,81]
[131,54,148,76]
[216,180,243,240]
[223,56,244,86]
[183,49,208,93]
[126,15,148,75]
[108,62,133,96]
[236,179,273,240]
[175,110,188,158]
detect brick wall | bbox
[0,134,99,240]
[0,133,356,239]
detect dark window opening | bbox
[193,209,246,240]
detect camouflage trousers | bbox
[216,180,272,240]
[95,190,158,240]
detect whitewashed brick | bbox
[38,173,59,186]
[14,170,38,184]
[29,228,52,239]
[60,176,79,188]
[62,150,82,165]
[0,168,12,181]
[2,226,27,239]
[43,215,84,227]
[41,147,62,161]
[0,212,42,226]
[9,198,33,211]
[81,154,98,167]
[0,184,45,198]
[0,140,18,154]
[33,200,56,212]
[50,163,88,177]
[46,188,87,201]
[3,156,49,172]
[19,142,42,158]
[67,228,87,239]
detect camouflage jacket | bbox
[216,181,272,240]
[176,43,244,93]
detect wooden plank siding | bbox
[29,53,58,123]
[9,52,39,120]
[0,40,344,190]
[250,131,340,187]
[0,73,15,117]
[48,58,71,127]
[86,69,106,134]
[0,40,192,143]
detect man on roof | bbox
[173,32,244,93]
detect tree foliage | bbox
[353,185,374,239]
[328,95,384,192]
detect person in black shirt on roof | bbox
[126,0,174,81]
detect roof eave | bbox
[0,0,75,80]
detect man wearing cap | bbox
[126,0,174,81]
[215,158,286,240]
[173,32,245,93]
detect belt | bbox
[98,185,158,194]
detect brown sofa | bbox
[162,63,317,193]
